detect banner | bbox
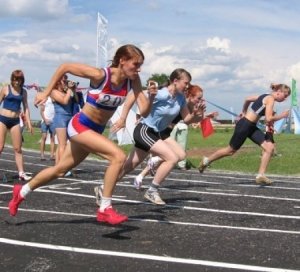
[291,79,297,107]
[96,12,108,68]
[292,108,300,134]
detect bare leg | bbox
[207,145,236,163]
[29,142,88,190]
[50,134,56,159]
[55,128,68,164]
[150,138,184,185]
[10,125,25,173]
[258,141,274,175]
[118,147,149,180]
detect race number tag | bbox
[96,93,126,107]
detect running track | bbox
[0,147,299,272]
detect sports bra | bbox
[2,85,23,112]
[250,94,269,117]
[86,67,131,111]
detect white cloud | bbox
[288,62,300,83]
[1,0,299,120]
[206,37,231,54]
[0,0,68,19]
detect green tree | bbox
[146,73,169,87]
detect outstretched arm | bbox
[35,63,104,106]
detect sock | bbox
[19,171,25,177]
[256,173,264,178]
[20,183,32,198]
[149,181,160,192]
[99,197,112,212]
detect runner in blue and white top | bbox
[115,68,204,205]
[141,86,186,132]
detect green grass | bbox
[6,126,300,175]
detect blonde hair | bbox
[270,83,291,96]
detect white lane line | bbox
[0,206,299,235]
[0,186,299,220]
[2,181,299,204]
[206,188,238,192]
[23,179,300,203]
[0,238,298,272]
[161,187,300,202]
[199,173,300,184]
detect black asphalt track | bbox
[0,146,299,272]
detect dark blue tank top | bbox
[2,85,23,112]
[250,94,269,117]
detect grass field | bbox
[6,125,300,176]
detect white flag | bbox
[96,12,108,68]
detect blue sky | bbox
[0,0,299,120]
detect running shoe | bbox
[144,190,166,205]
[19,172,32,181]
[198,156,209,173]
[256,175,272,185]
[133,176,143,190]
[94,185,103,206]
[96,207,128,225]
[64,171,72,177]
[8,184,24,216]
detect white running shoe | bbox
[144,190,166,205]
[64,171,72,177]
[133,176,143,190]
[198,156,209,173]
[256,175,272,185]
[19,172,32,181]
[94,185,103,206]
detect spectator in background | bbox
[0,70,33,181]
[51,76,80,175]
[40,97,56,161]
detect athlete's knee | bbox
[227,146,237,156]
[14,146,22,154]
[263,142,274,154]
[110,150,127,165]
[56,167,69,178]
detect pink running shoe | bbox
[9,184,24,216]
[96,207,128,225]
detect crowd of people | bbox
[0,44,291,225]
